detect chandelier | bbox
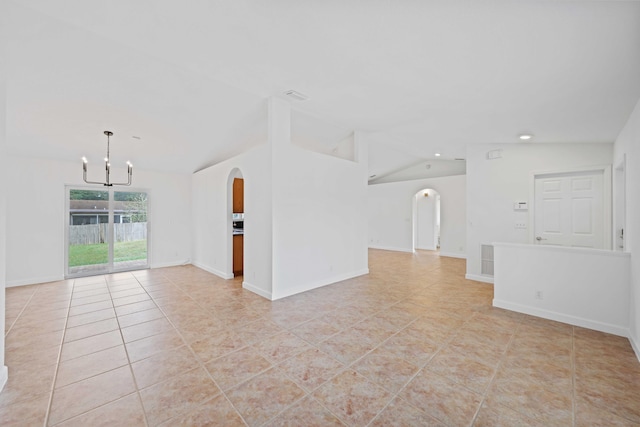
[82,131,133,186]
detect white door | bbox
[534,170,604,248]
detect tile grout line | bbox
[47,274,174,426]
[111,272,153,427]
[49,274,157,426]
[4,287,39,338]
[363,315,471,427]
[43,279,76,427]
[468,317,521,427]
[137,271,252,427]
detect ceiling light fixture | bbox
[82,131,132,186]
[283,90,308,101]
[434,153,441,157]
[519,133,533,140]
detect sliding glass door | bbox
[66,187,148,277]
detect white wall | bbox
[271,98,368,299]
[494,243,630,336]
[466,143,613,281]
[416,191,438,250]
[191,98,369,300]
[614,97,640,359]
[191,144,273,299]
[5,155,192,286]
[368,175,466,257]
[0,1,8,389]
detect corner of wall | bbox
[630,332,640,363]
[242,281,272,300]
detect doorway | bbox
[532,166,611,249]
[66,187,149,277]
[414,189,440,251]
[614,156,626,251]
[228,169,244,277]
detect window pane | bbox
[68,189,110,275]
[113,191,148,270]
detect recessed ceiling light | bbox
[284,90,308,101]
[519,134,533,140]
[434,153,441,157]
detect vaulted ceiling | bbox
[5,1,640,180]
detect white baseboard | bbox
[465,273,494,284]
[493,299,629,338]
[630,333,640,363]
[0,366,7,393]
[6,275,63,288]
[368,245,413,253]
[191,262,234,280]
[439,251,467,259]
[150,260,190,269]
[242,281,272,300]
[271,268,370,301]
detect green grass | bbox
[69,240,147,267]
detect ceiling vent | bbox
[284,90,308,101]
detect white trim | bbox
[64,186,151,279]
[493,299,628,338]
[439,251,467,259]
[630,334,640,363]
[492,242,630,258]
[0,366,7,393]
[465,273,494,284]
[191,261,234,280]
[150,260,190,269]
[6,275,63,288]
[242,281,272,300]
[529,164,612,249]
[368,245,413,253]
[271,268,370,301]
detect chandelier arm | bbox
[83,168,110,186]
[108,169,133,186]
[82,131,133,187]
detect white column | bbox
[0,0,9,390]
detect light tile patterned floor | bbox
[2,249,640,426]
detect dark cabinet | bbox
[233,234,243,276]
[233,178,244,213]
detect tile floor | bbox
[1,249,640,426]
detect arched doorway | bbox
[413,188,440,252]
[227,168,244,277]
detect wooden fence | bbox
[69,223,147,245]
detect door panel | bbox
[534,170,604,249]
[113,191,148,272]
[542,199,562,232]
[572,198,593,234]
[68,189,111,276]
[67,188,148,277]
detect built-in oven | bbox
[232,213,244,234]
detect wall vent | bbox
[283,90,308,101]
[481,244,494,276]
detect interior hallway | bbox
[1,249,639,426]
